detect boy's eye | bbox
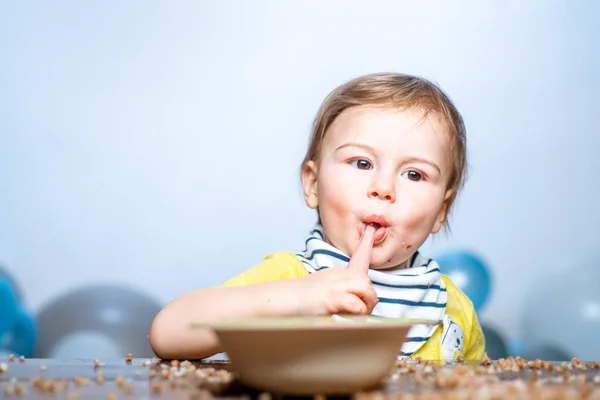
[402,170,422,181]
[351,159,372,170]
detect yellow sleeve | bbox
[441,275,487,361]
[221,251,309,287]
[464,305,486,360]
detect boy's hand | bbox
[294,225,379,315]
[347,224,376,274]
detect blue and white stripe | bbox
[296,224,447,358]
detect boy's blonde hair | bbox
[301,72,467,230]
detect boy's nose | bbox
[368,176,396,202]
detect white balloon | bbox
[49,330,124,359]
[35,284,162,358]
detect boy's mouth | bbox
[360,214,390,244]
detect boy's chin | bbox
[368,257,397,271]
[368,251,409,271]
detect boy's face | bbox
[302,106,453,271]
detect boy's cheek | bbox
[395,192,444,227]
[395,206,433,230]
[319,182,359,211]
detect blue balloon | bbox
[435,249,492,312]
[0,279,18,336]
[0,264,22,304]
[0,307,37,358]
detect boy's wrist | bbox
[280,277,321,317]
[276,278,307,316]
[252,279,305,318]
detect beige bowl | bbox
[191,315,435,395]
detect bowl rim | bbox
[189,314,439,331]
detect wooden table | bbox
[2,357,600,399]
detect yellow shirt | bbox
[222,251,486,361]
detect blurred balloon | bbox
[0,263,22,304]
[522,255,600,360]
[0,279,18,336]
[435,249,492,312]
[509,339,573,361]
[0,307,37,357]
[50,331,123,359]
[35,284,163,358]
[481,322,508,360]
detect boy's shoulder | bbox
[221,251,309,287]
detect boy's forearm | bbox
[149,280,301,360]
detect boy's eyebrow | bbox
[334,142,375,153]
[403,156,441,174]
[335,143,441,173]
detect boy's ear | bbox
[431,189,455,234]
[301,161,319,209]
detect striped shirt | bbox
[296,225,447,357]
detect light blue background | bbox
[1,0,599,352]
